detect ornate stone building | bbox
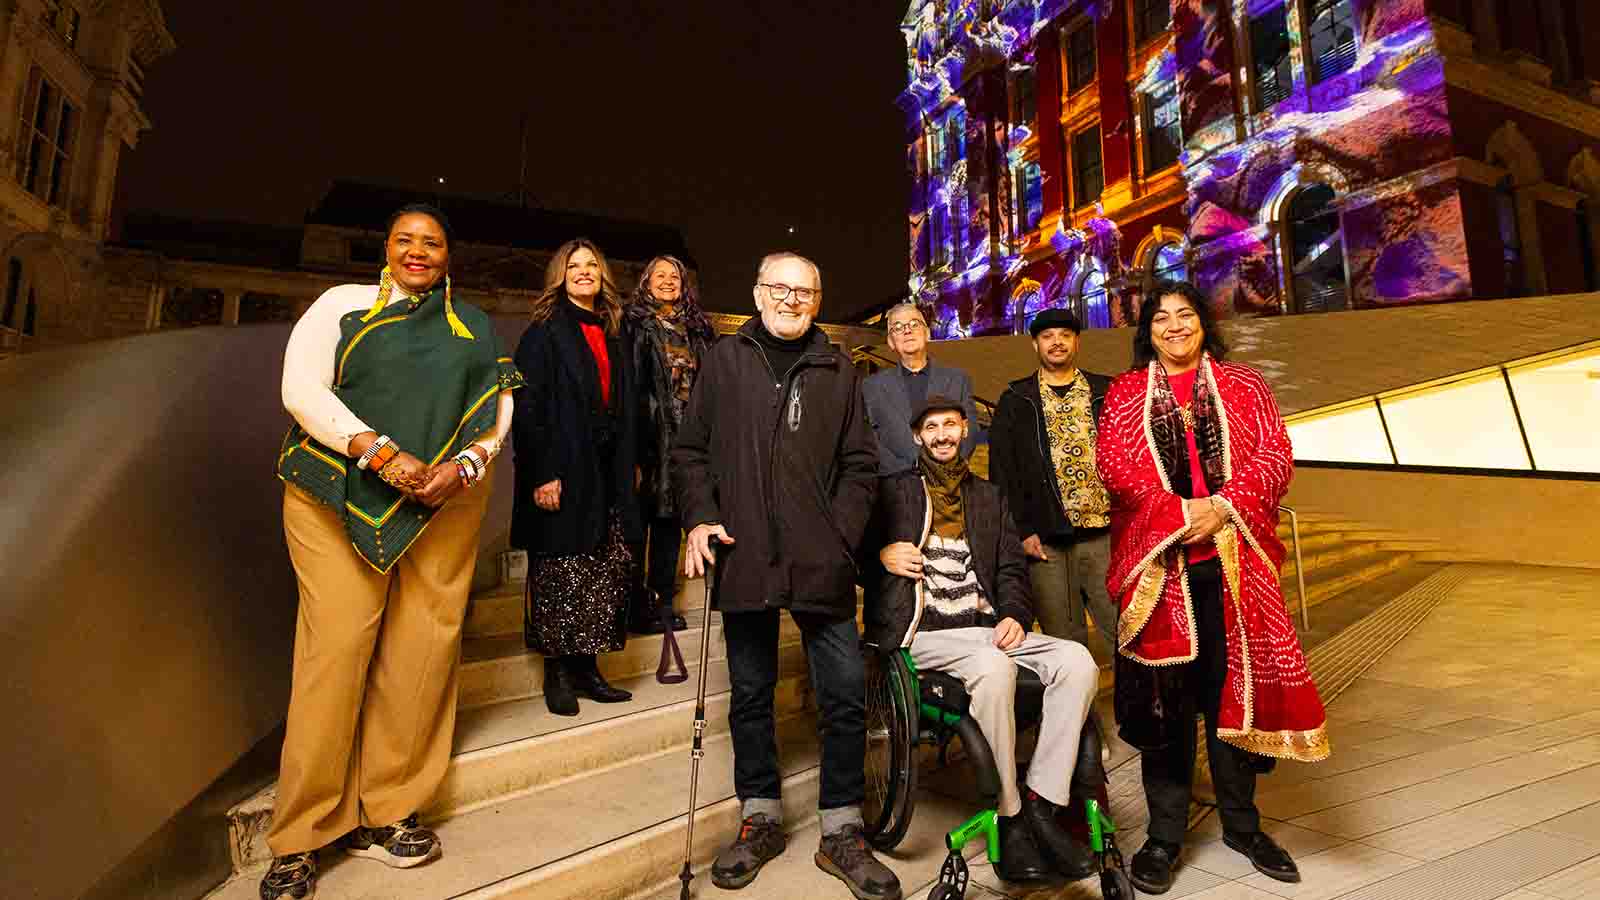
[902,0,1600,337]
[0,0,173,356]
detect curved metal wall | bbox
[0,318,524,899]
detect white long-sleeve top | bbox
[281,282,515,458]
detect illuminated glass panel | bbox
[1506,347,1600,473]
[1079,270,1110,329]
[1252,5,1293,110]
[1308,0,1358,84]
[1381,373,1531,469]
[1153,242,1186,283]
[1020,161,1044,232]
[1286,402,1392,464]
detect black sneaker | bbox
[337,814,441,868]
[711,813,787,889]
[815,824,903,900]
[259,852,316,900]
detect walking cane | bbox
[678,540,720,900]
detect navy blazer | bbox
[862,360,977,474]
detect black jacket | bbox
[863,468,1033,650]
[988,370,1112,544]
[509,302,642,555]
[670,320,878,617]
[629,311,715,517]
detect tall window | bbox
[1078,270,1111,328]
[1071,127,1103,209]
[43,1,81,49]
[1144,90,1182,174]
[2,259,21,329]
[1578,201,1598,292]
[1134,0,1173,45]
[1013,67,1037,127]
[1252,4,1293,110]
[1287,184,1349,312]
[1066,23,1097,94]
[1496,176,1525,297]
[16,69,77,207]
[1307,0,1358,84]
[1018,161,1044,232]
[945,114,965,167]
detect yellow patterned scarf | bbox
[1040,371,1111,529]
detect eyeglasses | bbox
[888,320,927,336]
[759,282,820,305]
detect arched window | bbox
[1076,269,1110,328]
[1287,184,1349,312]
[1496,175,1525,297]
[1151,242,1186,284]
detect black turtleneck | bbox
[750,319,812,382]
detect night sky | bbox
[115,1,913,319]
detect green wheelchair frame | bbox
[862,647,1136,900]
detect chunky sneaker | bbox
[1129,838,1180,894]
[711,813,787,889]
[259,852,316,900]
[337,814,441,868]
[815,825,903,900]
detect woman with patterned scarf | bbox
[625,254,714,633]
[1097,279,1327,895]
[263,204,523,899]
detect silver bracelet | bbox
[356,435,391,470]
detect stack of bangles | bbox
[452,447,487,489]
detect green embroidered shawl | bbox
[277,286,524,572]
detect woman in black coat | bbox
[511,238,642,716]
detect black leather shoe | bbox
[1021,790,1095,878]
[543,658,579,716]
[1223,830,1300,883]
[1129,839,1179,894]
[995,815,1051,883]
[569,658,632,703]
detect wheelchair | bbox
[862,646,1136,900]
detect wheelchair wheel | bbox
[862,648,919,850]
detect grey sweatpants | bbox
[1028,532,1116,653]
[908,627,1099,816]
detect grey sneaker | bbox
[337,814,441,868]
[815,825,903,900]
[259,852,316,899]
[711,813,787,889]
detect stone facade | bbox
[0,0,173,357]
[902,0,1600,336]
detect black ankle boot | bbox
[543,657,579,716]
[569,655,632,703]
[629,591,668,635]
[995,815,1051,883]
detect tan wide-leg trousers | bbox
[267,479,490,856]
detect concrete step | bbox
[1279,535,1391,582]
[1285,549,1416,611]
[465,575,704,640]
[226,647,815,873]
[458,606,804,710]
[209,714,825,900]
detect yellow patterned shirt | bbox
[1040,371,1110,529]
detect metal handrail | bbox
[1279,505,1310,631]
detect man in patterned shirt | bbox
[989,309,1116,652]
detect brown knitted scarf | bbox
[918,449,970,539]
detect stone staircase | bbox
[1274,509,1448,616]
[209,578,822,900]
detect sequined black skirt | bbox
[524,511,632,656]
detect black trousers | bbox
[1141,558,1262,845]
[723,608,865,810]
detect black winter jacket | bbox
[670,320,878,618]
[629,310,715,517]
[988,370,1112,544]
[863,468,1034,650]
[509,302,642,555]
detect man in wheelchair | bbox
[869,396,1102,883]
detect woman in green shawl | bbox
[262,204,523,900]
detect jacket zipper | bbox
[901,477,935,648]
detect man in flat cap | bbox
[988,309,1117,653]
[867,394,1101,881]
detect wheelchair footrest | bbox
[933,850,969,900]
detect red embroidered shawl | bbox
[1099,358,1329,762]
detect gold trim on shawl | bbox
[1217,724,1332,763]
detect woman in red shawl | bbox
[1098,280,1328,894]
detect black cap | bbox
[1029,308,1082,337]
[910,393,967,430]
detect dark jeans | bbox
[723,607,865,811]
[1141,558,1262,845]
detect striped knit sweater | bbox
[919,533,996,632]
